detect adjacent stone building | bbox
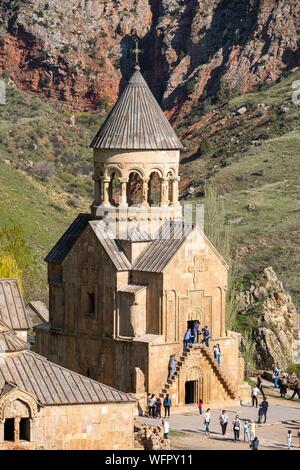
[0,281,136,450]
[36,66,249,409]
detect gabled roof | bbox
[26,301,49,325]
[90,66,183,150]
[0,279,31,330]
[133,221,193,272]
[45,213,91,263]
[0,322,135,406]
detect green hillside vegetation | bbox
[183,71,300,310]
[0,81,106,201]
[0,161,85,301]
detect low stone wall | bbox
[134,421,170,450]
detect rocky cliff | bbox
[239,267,299,370]
[0,0,300,116]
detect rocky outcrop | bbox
[134,421,170,450]
[239,267,300,370]
[0,0,299,115]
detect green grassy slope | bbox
[0,161,85,301]
[183,72,300,309]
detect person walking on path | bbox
[204,409,211,436]
[183,328,192,352]
[290,378,300,400]
[256,374,265,398]
[162,419,169,439]
[250,437,259,450]
[192,321,199,344]
[163,394,172,417]
[244,420,250,442]
[288,430,292,450]
[149,394,156,418]
[233,415,241,442]
[251,385,260,408]
[261,397,269,423]
[258,404,264,424]
[155,397,162,418]
[198,399,203,415]
[168,354,177,380]
[249,420,256,441]
[273,366,280,388]
[219,410,229,436]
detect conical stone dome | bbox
[90,67,183,150]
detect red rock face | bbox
[0,0,299,116]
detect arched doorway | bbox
[184,366,204,404]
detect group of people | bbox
[147,393,172,418]
[273,366,300,400]
[183,323,211,352]
[202,407,259,449]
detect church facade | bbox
[35,65,249,409]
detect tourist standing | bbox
[219,410,229,436]
[288,430,292,450]
[198,399,204,415]
[249,420,256,441]
[192,321,199,344]
[216,344,221,365]
[290,377,300,400]
[261,397,269,423]
[202,326,210,347]
[168,354,177,380]
[258,404,264,424]
[280,373,288,398]
[251,385,260,408]
[155,397,162,418]
[147,393,151,415]
[273,365,280,388]
[244,420,250,442]
[162,419,169,439]
[233,415,241,442]
[163,393,172,417]
[204,408,211,436]
[183,328,192,352]
[256,374,265,398]
[250,437,259,450]
[149,394,156,418]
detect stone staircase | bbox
[159,343,237,400]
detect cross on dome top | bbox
[131,39,143,68]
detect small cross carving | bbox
[188,255,206,287]
[131,39,143,66]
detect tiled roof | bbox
[45,213,91,263]
[0,279,31,330]
[90,66,183,150]
[0,323,135,406]
[133,221,194,272]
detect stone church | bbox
[36,65,248,409]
